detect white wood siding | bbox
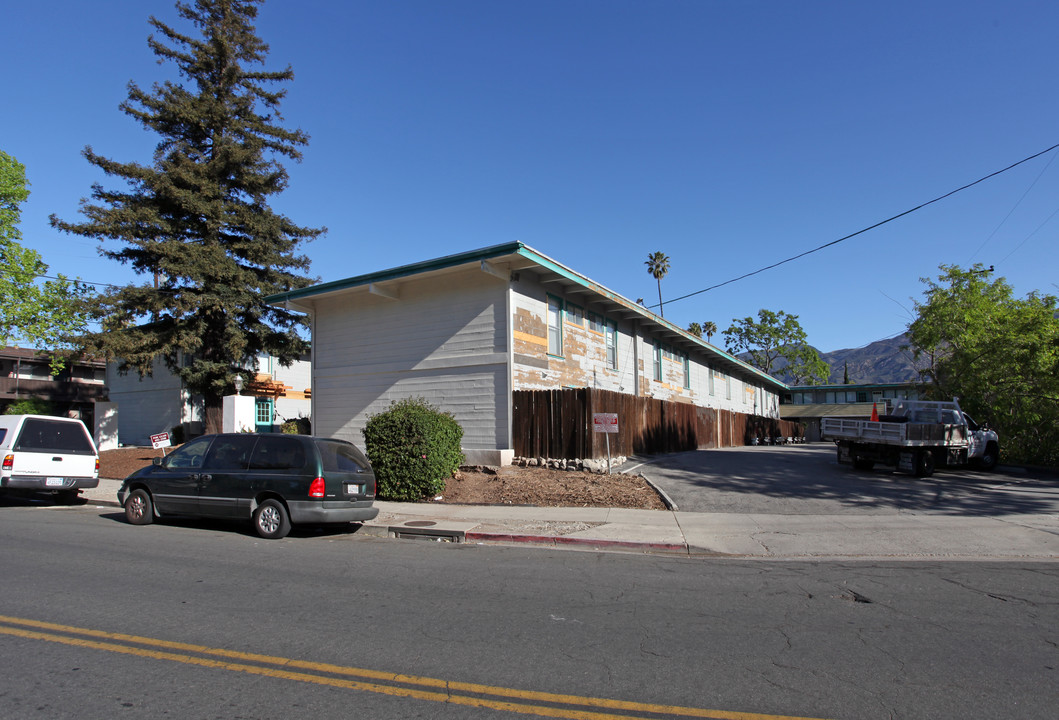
[310,270,510,454]
[106,359,186,446]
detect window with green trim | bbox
[588,312,605,334]
[682,354,690,389]
[547,295,563,356]
[605,321,618,370]
[654,343,663,381]
[564,303,584,327]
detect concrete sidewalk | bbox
[81,477,1059,559]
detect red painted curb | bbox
[465,531,688,554]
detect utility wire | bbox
[968,147,1058,263]
[652,142,1059,310]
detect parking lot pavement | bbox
[627,444,1059,516]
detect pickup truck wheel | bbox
[915,451,935,478]
[124,488,154,525]
[253,499,291,539]
[853,457,875,471]
[54,490,81,505]
[978,444,998,471]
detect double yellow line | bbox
[0,614,827,720]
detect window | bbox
[588,312,605,334]
[547,295,563,356]
[682,354,690,389]
[605,321,618,370]
[203,435,257,471]
[164,437,211,469]
[255,398,273,426]
[316,439,370,473]
[564,303,584,327]
[250,435,307,471]
[708,367,715,396]
[654,343,662,381]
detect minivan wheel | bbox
[253,499,291,539]
[125,488,154,525]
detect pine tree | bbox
[51,0,322,433]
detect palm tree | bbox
[644,251,670,318]
[687,322,702,338]
[702,320,717,343]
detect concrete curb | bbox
[465,531,689,554]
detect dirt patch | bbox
[438,465,666,509]
[99,447,667,510]
[99,447,169,480]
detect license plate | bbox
[346,484,361,495]
[46,478,65,487]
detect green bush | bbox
[4,398,54,415]
[363,397,465,501]
[282,417,311,434]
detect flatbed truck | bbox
[820,399,999,477]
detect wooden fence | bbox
[512,388,803,459]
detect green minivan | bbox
[117,433,378,539]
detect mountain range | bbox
[736,334,923,386]
[817,333,922,385]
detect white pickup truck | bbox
[0,414,100,503]
[820,399,999,477]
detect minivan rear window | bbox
[14,418,94,454]
[315,440,369,473]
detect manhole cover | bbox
[404,520,437,527]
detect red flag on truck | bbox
[870,403,879,422]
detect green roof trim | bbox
[265,241,527,304]
[266,241,788,392]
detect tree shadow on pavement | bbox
[643,445,1059,516]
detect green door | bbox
[255,398,275,433]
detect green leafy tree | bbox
[907,264,1059,465]
[644,251,670,318]
[687,322,702,338]
[0,150,90,371]
[702,320,717,343]
[723,309,829,385]
[51,0,322,433]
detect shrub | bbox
[363,397,465,501]
[4,398,55,415]
[282,417,311,434]
[169,425,185,444]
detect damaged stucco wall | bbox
[509,273,780,417]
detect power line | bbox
[652,142,1059,310]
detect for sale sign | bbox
[592,413,619,434]
[150,432,171,450]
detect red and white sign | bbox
[592,413,619,434]
[150,432,171,450]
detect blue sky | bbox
[4,0,1058,352]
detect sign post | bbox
[592,413,619,473]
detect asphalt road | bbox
[634,444,1059,515]
[1,502,1057,720]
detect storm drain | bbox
[391,520,465,543]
